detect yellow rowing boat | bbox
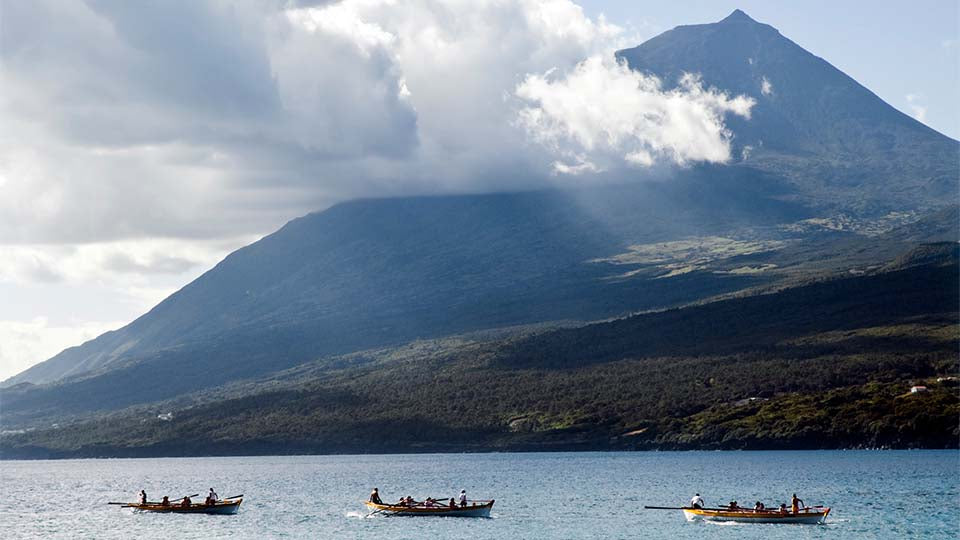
[682,506,830,524]
[365,500,494,517]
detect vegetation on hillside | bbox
[3,257,956,458]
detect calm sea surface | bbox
[1,451,957,539]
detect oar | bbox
[222,494,243,500]
[169,493,200,505]
[644,505,732,512]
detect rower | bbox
[181,495,192,508]
[689,493,704,509]
[459,490,467,507]
[448,498,456,508]
[753,501,764,512]
[424,497,435,508]
[138,490,147,505]
[160,496,170,507]
[369,488,383,505]
[791,493,805,513]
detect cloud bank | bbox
[0,0,756,379]
[1,0,754,246]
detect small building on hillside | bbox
[910,386,928,394]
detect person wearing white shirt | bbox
[459,490,467,507]
[690,493,704,509]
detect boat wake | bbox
[345,511,367,519]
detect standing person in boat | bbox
[791,493,805,513]
[206,487,219,505]
[138,490,147,505]
[689,493,704,509]
[459,490,467,507]
[369,488,383,505]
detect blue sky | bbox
[578,0,959,139]
[0,0,956,381]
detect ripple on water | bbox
[1,451,957,539]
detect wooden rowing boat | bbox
[365,500,494,517]
[124,498,242,515]
[682,506,830,524]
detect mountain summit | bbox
[617,10,958,213]
[719,9,756,23]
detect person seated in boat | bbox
[753,501,765,512]
[424,497,435,508]
[369,488,383,505]
[404,495,415,507]
[138,490,147,505]
[689,493,704,509]
[449,498,457,508]
[459,490,467,507]
[181,495,191,508]
[727,500,740,511]
[778,503,788,513]
[791,493,804,513]
[160,496,170,507]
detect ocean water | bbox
[1,451,957,539]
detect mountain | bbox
[5,183,798,390]
[3,250,956,457]
[617,9,958,214]
[2,11,958,446]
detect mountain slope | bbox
[3,253,955,457]
[7,181,800,390]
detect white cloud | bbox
[0,238,254,287]
[761,76,773,96]
[515,57,755,173]
[0,318,126,381]
[0,237,256,380]
[0,0,706,246]
[905,93,928,123]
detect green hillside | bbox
[4,252,955,458]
